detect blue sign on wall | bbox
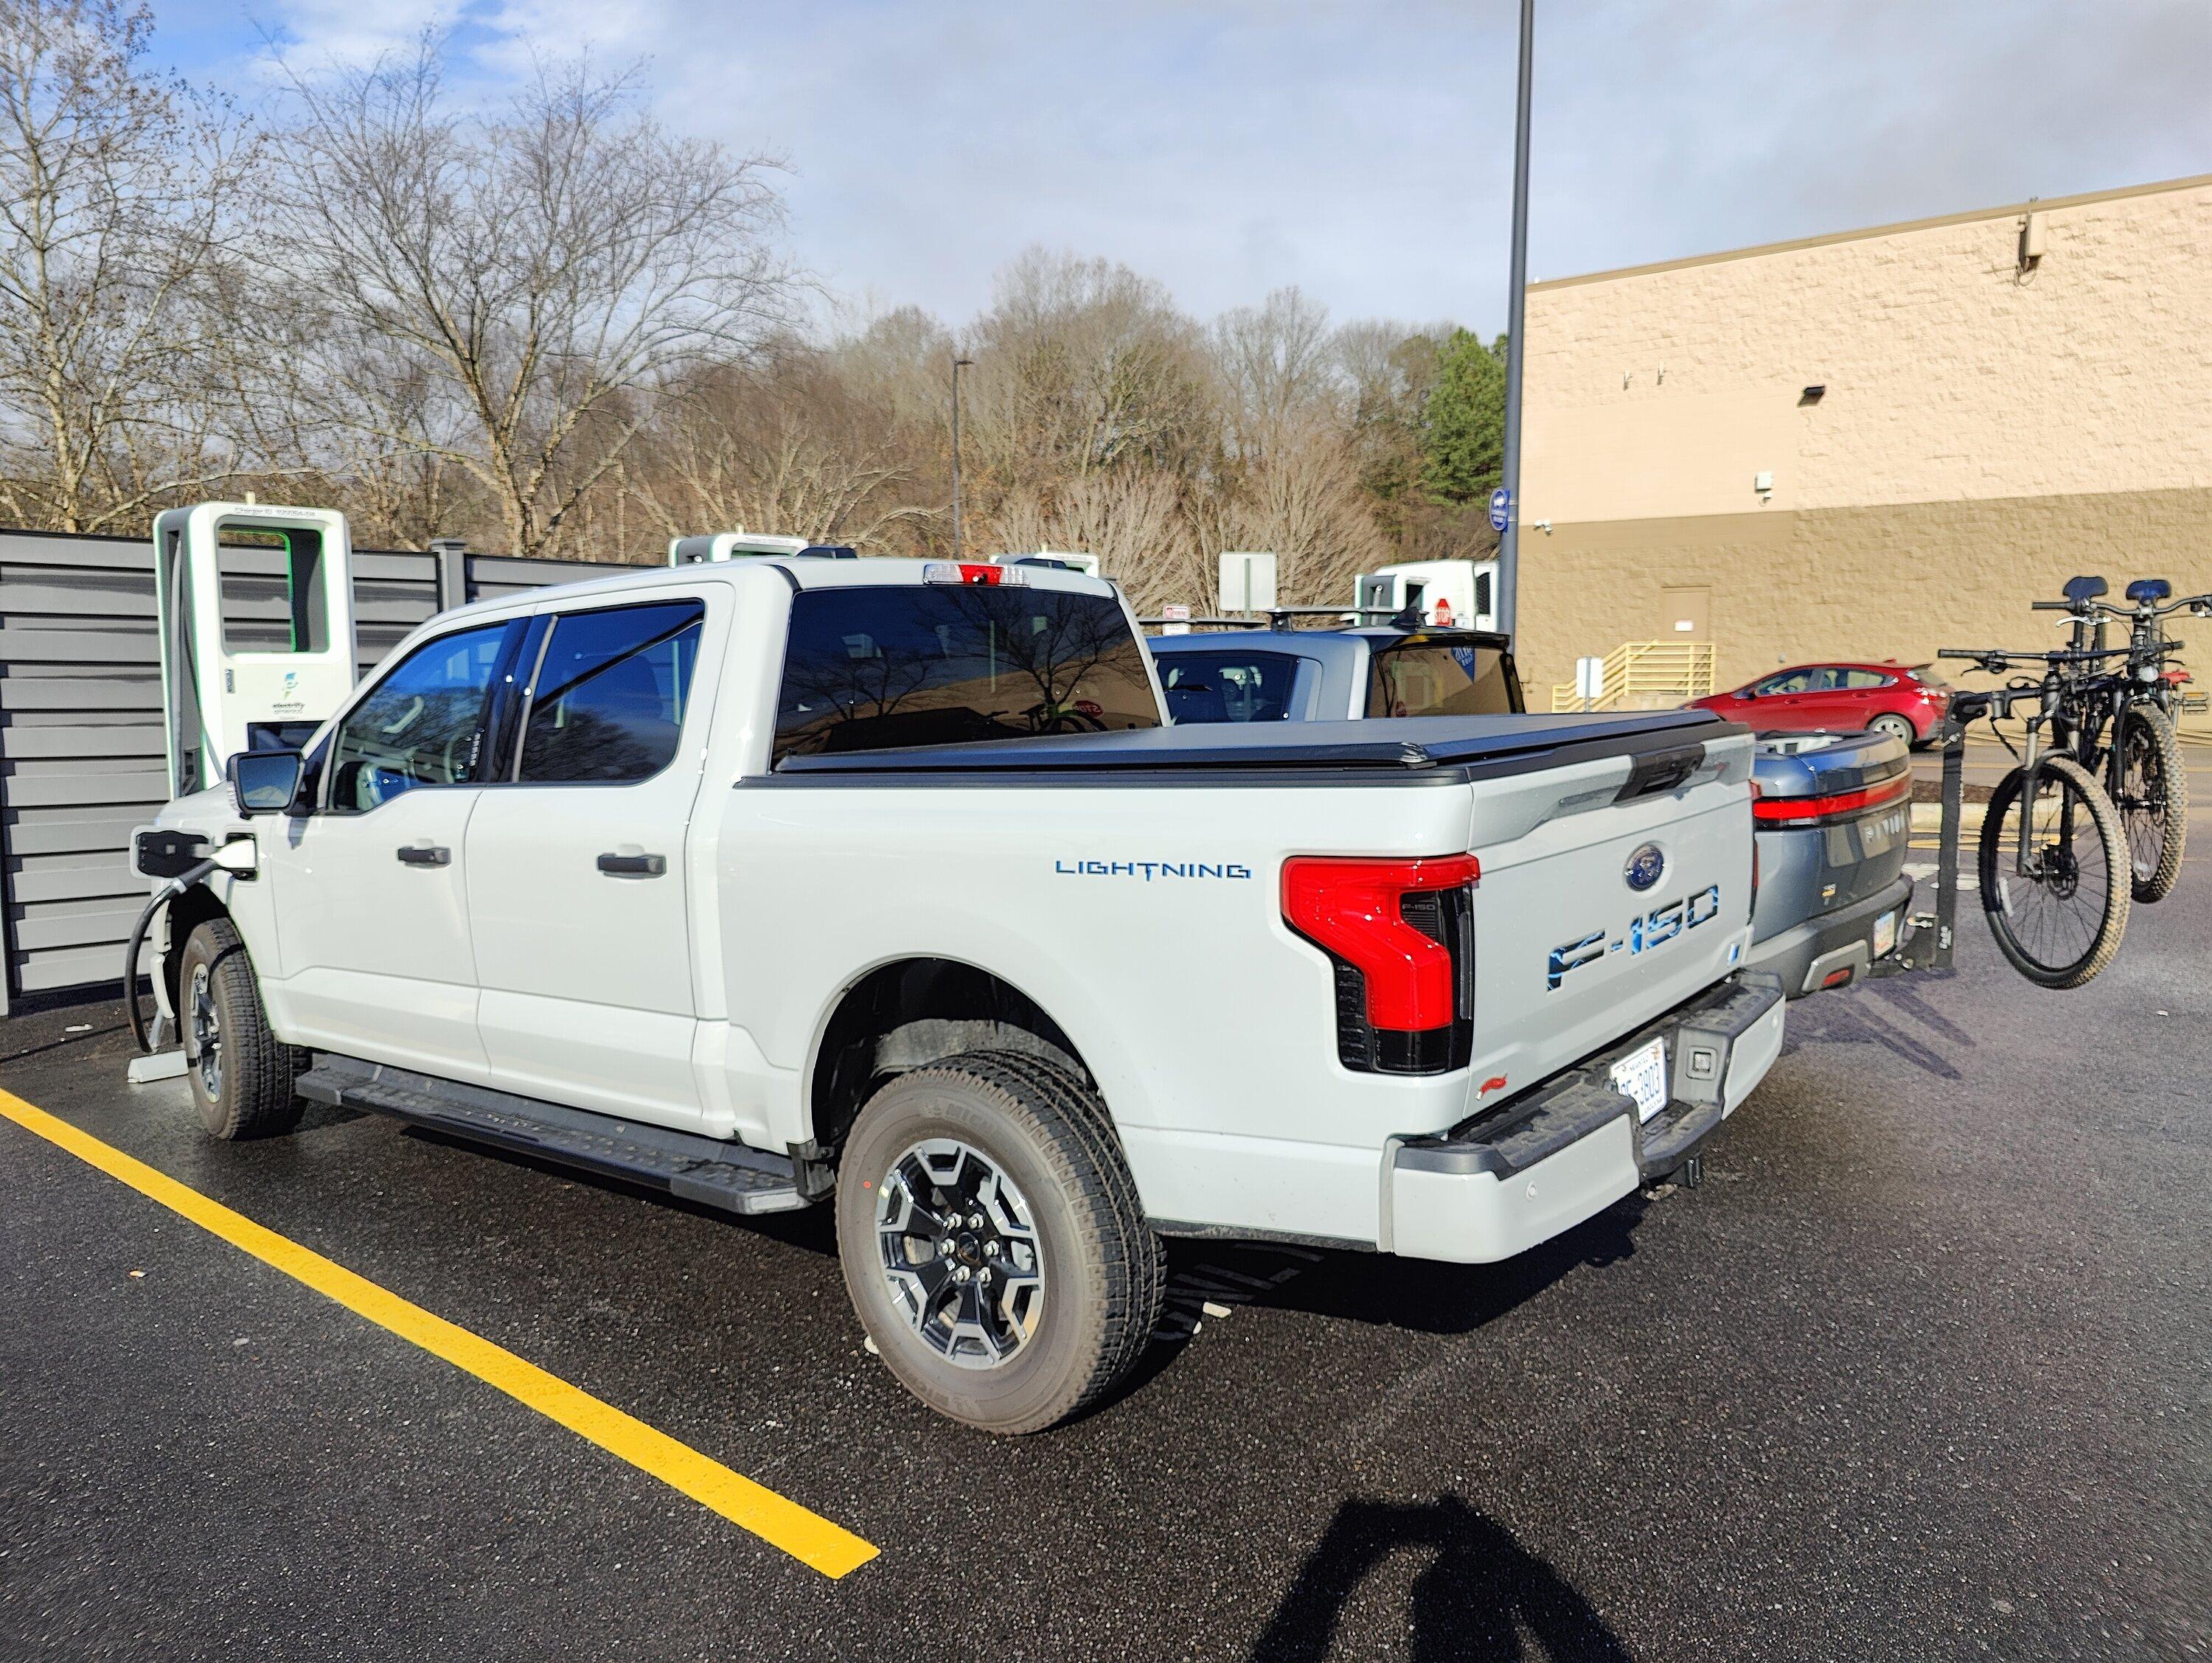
[1489,487,1512,532]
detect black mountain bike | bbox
[2029,574,2212,903]
[1936,643,2132,989]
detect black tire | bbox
[2113,702,2187,903]
[1977,756,2130,989]
[835,1050,1163,1434]
[178,918,305,1140]
[1867,712,1916,747]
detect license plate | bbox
[1610,1036,1670,1123]
[1872,907,1900,959]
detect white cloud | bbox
[194,0,2212,331]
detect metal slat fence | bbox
[0,528,614,1011]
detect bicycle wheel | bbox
[2113,703,2187,902]
[1978,755,2130,989]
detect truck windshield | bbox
[773,585,1161,762]
[1156,651,1302,722]
[1366,639,1523,719]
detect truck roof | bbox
[425,555,1120,629]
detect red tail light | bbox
[1751,772,1910,827]
[1282,854,1478,1073]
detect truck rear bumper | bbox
[1747,872,1915,998]
[1385,972,1784,1264]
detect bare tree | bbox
[1194,421,1390,607]
[1213,287,1339,456]
[0,0,260,531]
[977,467,1200,613]
[265,41,792,557]
[963,249,1214,489]
[622,347,932,553]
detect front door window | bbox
[327,622,515,811]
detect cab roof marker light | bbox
[923,562,1020,587]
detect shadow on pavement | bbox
[1778,972,1971,1080]
[1251,1494,1630,1662]
[1256,1198,1644,1337]
[1102,1202,1646,1415]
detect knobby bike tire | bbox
[2114,703,2187,903]
[1978,755,2130,989]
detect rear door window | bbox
[1157,651,1305,722]
[518,601,704,784]
[1365,639,1523,718]
[773,585,1160,762]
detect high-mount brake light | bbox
[1281,854,1478,1074]
[1751,772,1911,827]
[922,561,1019,586]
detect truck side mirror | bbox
[227,749,305,817]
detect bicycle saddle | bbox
[2063,574,2109,604]
[2126,578,2171,603]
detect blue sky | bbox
[156,0,2212,335]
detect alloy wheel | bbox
[875,1137,1046,1369]
[187,962,223,1101]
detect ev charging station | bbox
[152,501,360,797]
[994,550,1101,578]
[669,531,815,565]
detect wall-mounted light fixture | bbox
[2019,209,2046,274]
[1799,384,1826,405]
[1753,471,1775,501]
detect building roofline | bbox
[1528,172,2212,294]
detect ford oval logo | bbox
[1624,843,1666,892]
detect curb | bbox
[1910,801,1989,834]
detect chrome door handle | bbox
[597,852,667,877]
[396,845,451,866]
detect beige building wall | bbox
[1515,175,2212,717]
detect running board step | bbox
[296,1056,808,1216]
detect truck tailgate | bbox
[1465,736,1756,1105]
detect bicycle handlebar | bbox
[2034,591,2212,619]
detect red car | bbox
[1688,660,1950,746]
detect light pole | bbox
[1495,0,1534,642]
[950,354,974,560]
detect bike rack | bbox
[1873,716,1963,978]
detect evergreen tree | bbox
[1419,329,1508,504]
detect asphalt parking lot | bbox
[4,874,2208,1661]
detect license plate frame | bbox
[1610,1035,1670,1123]
[1872,907,1900,960]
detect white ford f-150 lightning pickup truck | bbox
[134,557,1783,1432]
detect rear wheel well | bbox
[807,959,1092,1173]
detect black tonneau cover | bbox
[773,710,1734,780]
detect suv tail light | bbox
[1751,771,1910,828]
[1282,854,1478,1075]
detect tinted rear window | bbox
[1156,651,1304,723]
[1366,641,1523,719]
[773,585,1161,763]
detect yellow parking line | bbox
[0,1088,877,1579]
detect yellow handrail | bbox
[1551,642,1716,711]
